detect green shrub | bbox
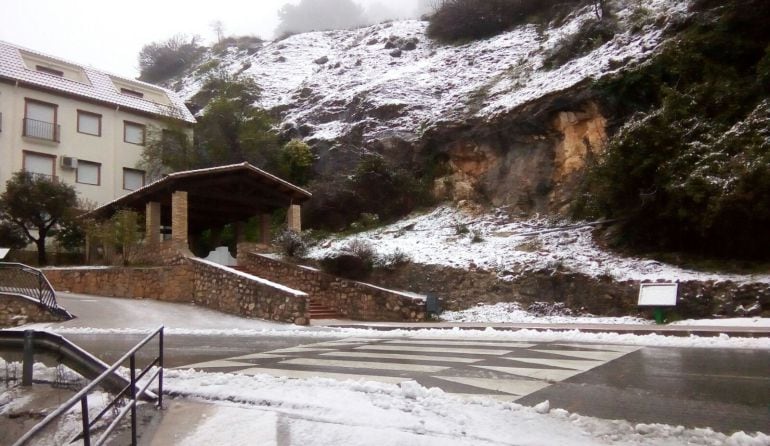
[427,0,584,43]
[543,18,618,69]
[138,35,204,84]
[577,0,770,260]
[320,240,376,279]
[274,229,310,258]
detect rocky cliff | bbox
[169,0,687,214]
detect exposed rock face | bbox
[429,100,608,214]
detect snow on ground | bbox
[175,1,688,143]
[442,302,651,325]
[307,206,770,284]
[28,326,770,350]
[23,292,305,331]
[160,369,769,445]
[5,361,768,445]
[671,318,770,328]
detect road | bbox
[19,293,770,434]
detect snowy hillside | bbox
[175,0,688,144]
[307,206,770,284]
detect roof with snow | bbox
[0,40,195,123]
[88,162,312,231]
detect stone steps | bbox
[231,265,343,320]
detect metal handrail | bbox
[0,262,70,318]
[12,326,164,446]
[22,117,60,142]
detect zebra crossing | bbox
[179,337,640,401]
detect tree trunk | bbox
[36,237,48,266]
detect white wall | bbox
[0,82,190,206]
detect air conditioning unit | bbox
[60,156,78,169]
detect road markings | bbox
[554,343,640,353]
[501,357,600,371]
[383,340,536,349]
[178,360,258,369]
[280,358,450,373]
[356,345,511,355]
[473,365,582,381]
[321,351,482,364]
[267,347,336,354]
[433,376,550,397]
[237,367,409,384]
[530,349,629,361]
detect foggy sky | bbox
[0,0,427,79]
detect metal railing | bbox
[0,262,70,318]
[22,117,60,142]
[13,326,165,446]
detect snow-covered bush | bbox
[274,230,310,258]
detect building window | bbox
[23,151,56,179]
[77,110,101,136]
[76,160,100,185]
[123,168,145,191]
[120,88,144,98]
[36,65,64,77]
[24,99,59,141]
[124,121,145,145]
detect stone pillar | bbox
[171,191,188,247]
[260,214,272,244]
[145,201,161,247]
[287,204,301,233]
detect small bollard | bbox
[22,330,34,386]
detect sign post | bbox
[638,283,678,324]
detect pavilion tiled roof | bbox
[0,40,195,123]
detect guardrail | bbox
[12,326,164,446]
[22,117,60,142]
[0,262,71,319]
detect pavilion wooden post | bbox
[287,203,302,233]
[171,191,189,248]
[145,201,161,247]
[260,214,272,244]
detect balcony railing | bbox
[22,117,60,142]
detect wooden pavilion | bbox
[87,163,312,258]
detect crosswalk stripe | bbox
[229,353,285,360]
[281,358,450,373]
[530,349,627,361]
[502,357,600,371]
[554,343,640,353]
[385,340,536,348]
[320,351,482,364]
[236,367,409,384]
[178,360,257,369]
[266,347,336,354]
[355,345,511,355]
[433,376,550,396]
[473,365,582,381]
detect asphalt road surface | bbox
[13,293,770,435]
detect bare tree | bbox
[210,20,225,44]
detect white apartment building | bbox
[0,40,195,206]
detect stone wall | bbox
[190,259,309,325]
[43,266,195,303]
[239,251,426,322]
[368,264,770,319]
[0,293,65,327]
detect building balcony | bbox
[22,118,60,142]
